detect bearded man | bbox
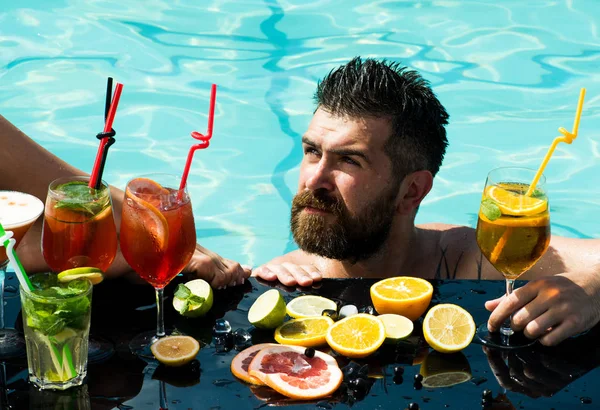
[253,57,600,347]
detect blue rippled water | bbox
[1,0,599,267]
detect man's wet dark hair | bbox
[314,57,449,179]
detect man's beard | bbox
[290,186,398,263]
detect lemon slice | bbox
[423,304,476,353]
[486,185,547,216]
[150,335,200,367]
[420,350,472,388]
[274,316,334,347]
[57,267,104,285]
[248,289,287,329]
[286,295,338,319]
[325,314,386,358]
[378,314,414,342]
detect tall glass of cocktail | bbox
[0,191,44,358]
[42,176,117,272]
[20,272,92,390]
[120,174,196,356]
[476,167,550,348]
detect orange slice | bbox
[274,317,334,347]
[125,182,169,250]
[370,277,433,320]
[478,211,550,228]
[486,185,547,216]
[248,345,343,400]
[150,335,200,367]
[231,343,277,385]
[422,304,476,353]
[325,314,385,358]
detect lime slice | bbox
[286,295,338,319]
[248,289,286,329]
[378,314,414,342]
[173,279,214,318]
[57,267,104,285]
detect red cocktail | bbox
[120,174,196,356]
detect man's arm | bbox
[0,115,250,287]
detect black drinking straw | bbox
[94,77,117,189]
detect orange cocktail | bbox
[120,174,196,356]
[42,176,117,273]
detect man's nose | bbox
[305,160,334,192]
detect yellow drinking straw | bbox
[526,88,586,196]
[489,88,586,265]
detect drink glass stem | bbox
[500,279,515,337]
[155,287,165,339]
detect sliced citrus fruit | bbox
[419,350,472,388]
[57,267,104,285]
[231,343,277,385]
[274,316,334,347]
[370,277,433,320]
[248,345,343,400]
[125,178,169,250]
[248,289,287,329]
[478,211,550,228]
[150,335,200,367]
[378,314,414,342]
[286,295,338,319]
[325,313,385,358]
[423,304,476,353]
[173,279,214,317]
[486,185,547,216]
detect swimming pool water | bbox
[1,0,599,268]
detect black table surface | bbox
[2,272,600,410]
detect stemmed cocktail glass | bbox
[41,176,118,362]
[475,167,550,349]
[120,174,196,357]
[0,191,44,358]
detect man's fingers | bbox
[282,263,314,287]
[487,284,538,332]
[511,301,549,332]
[262,264,298,287]
[484,295,504,312]
[538,316,582,346]
[252,265,278,282]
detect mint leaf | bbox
[530,188,546,199]
[481,198,501,221]
[53,181,109,216]
[174,284,191,299]
[179,300,190,314]
[188,295,205,305]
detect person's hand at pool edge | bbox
[183,243,251,289]
[252,252,323,287]
[485,269,600,346]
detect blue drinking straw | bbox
[0,222,33,291]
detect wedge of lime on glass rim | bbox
[57,267,104,285]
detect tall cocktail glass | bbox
[476,167,550,348]
[120,174,196,356]
[41,176,117,362]
[0,191,44,358]
[20,272,92,390]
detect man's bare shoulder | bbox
[417,222,475,240]
[266,249,319,266]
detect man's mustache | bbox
[293,190,344,215]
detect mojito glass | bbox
[20,272,92,390]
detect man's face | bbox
[291,108,401,261]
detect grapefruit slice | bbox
[248,345,343,400]
[230,343,276,385]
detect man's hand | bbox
[183,244,251,289]
[252,263,322,287]
[485,271,600,346]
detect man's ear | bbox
[396,170,434,215]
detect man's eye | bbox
[342,156,359,166]
[304,147,319,156]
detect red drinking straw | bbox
[89,82,124,189]
[178,84,217,197]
